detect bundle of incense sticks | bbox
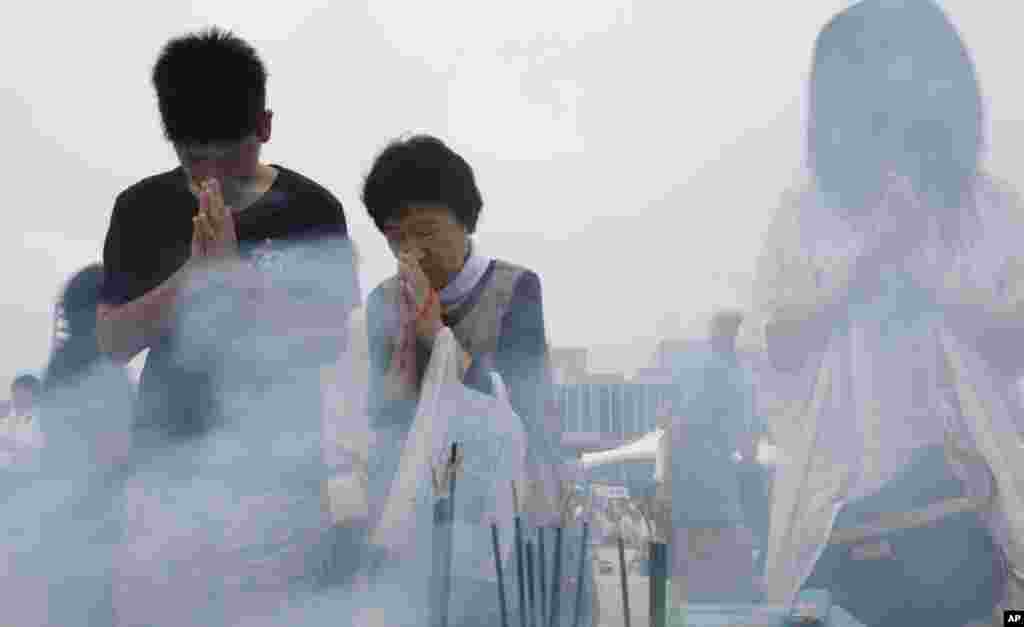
[493,480,592,627]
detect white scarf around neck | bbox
[439,240,492,307]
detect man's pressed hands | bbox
[191,178,240,263]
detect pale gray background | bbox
[3,1,1021,389]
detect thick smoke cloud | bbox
[1,234,594,625]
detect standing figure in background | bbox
[96,27,360,625]
[43,263,136,465]
[361,134,595,626]
[0,370,45,624]
[741,2,1024,625]
[1,374,44,466]
[28,264,136,626]
[667,310,762,604]
[0,375,46,623]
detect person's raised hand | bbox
[398,249,442,343]
[195,178,240,262]
[387,275,421,388]
[397,249,429,307]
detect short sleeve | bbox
[294,191,362,311]
[739,188,858,357]
[738,190,847,446]
[100,194,133,306]
[100,187,186,307]
[740,192,817,355]
[976,179,1024,311]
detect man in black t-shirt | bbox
[95,29,360,618]
[97,27,359,442]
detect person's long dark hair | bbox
[43,264,106,393]
[807,0,983,218]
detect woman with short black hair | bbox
[361,134,595,626]
[363,134,558,452]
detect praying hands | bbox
[191,177,240,263]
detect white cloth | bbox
[321,313,374,525]
[371,327,527,582]
[741,173,1024,606]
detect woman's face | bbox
[383,206,469,290]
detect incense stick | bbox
[548,526,563,627]
[618,535,632,627]
[526,539,536,627]
[431,485,447,626]
[649,541,668,627]
[440,442,459,627]
[538,527,547,624]
[513,482,526,627]
[491,521,510,627]
[571,522,590,627]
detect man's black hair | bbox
[12,374,41,393]
[362,135,483,234]
[152,26,267,144]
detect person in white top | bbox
[741,2,1024,625]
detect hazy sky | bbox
[3,1,1023,389]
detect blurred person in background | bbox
[1,374,44,465]
[667,310,762,604]
[17,264,137,626]
[0,377,45,622]
[2,266,136,626]
[741,2,1024,625]
[43,263,136,465]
